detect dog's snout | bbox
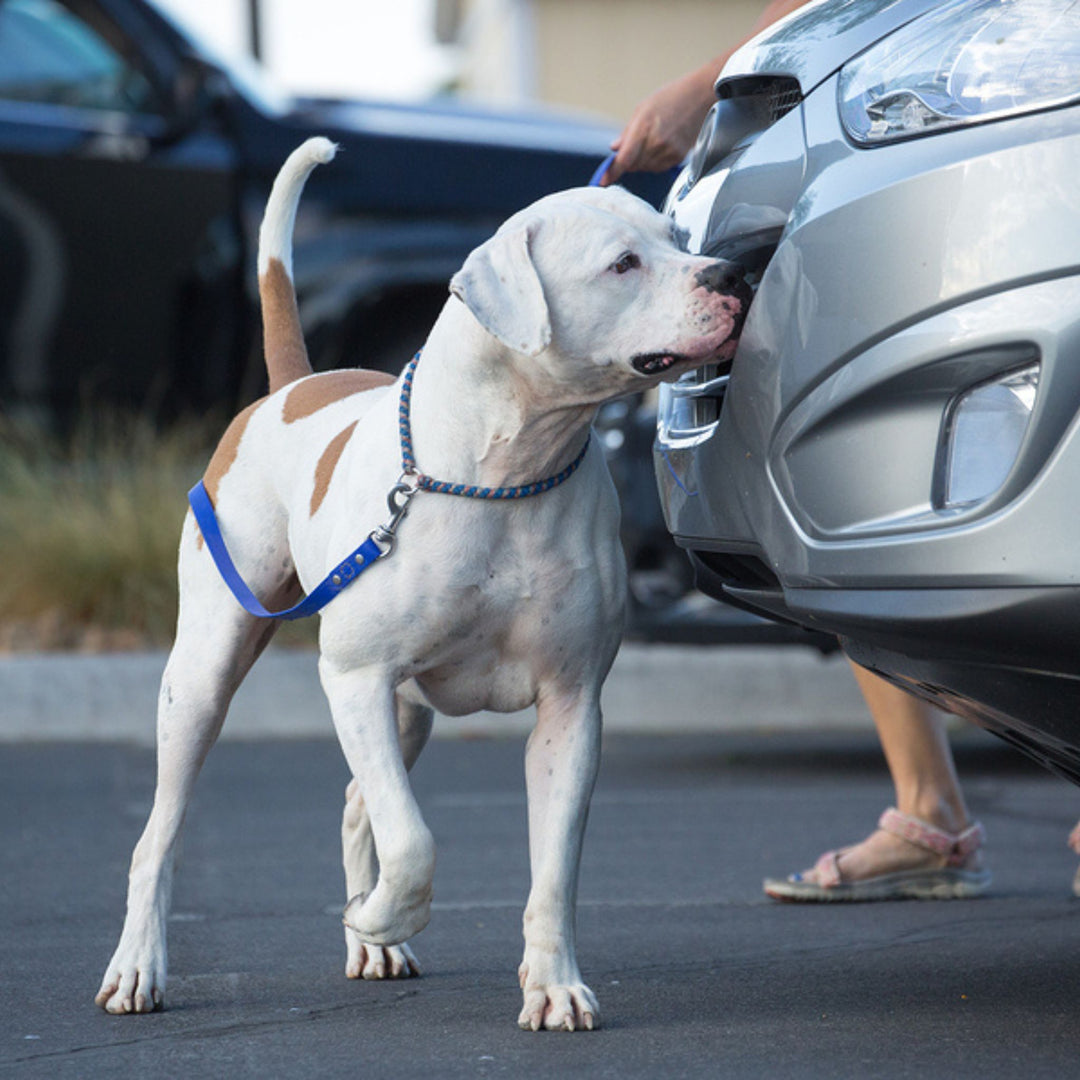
[695,261,747,297]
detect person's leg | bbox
[827,662,983,882]
[764,661,989,899]
[1067,821,1080,896]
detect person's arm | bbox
[602,0,813,186]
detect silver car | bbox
[655,0,1080,780]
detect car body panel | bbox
[723,0,943,93]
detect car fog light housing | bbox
[937,364,1039,509]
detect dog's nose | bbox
[695,260,747,296]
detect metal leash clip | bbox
[371,471,421,555]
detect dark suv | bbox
[0,0,669,414]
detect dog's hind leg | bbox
[517,685,603,1032]
[342,692,433,979]
[96,518,293,1014]
[322,663,436,947]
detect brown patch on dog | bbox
[195,397,265,549]
[283,369,396,424]
[261,258,314,394]
[311,421,359,516]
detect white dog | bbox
[95,138,750,1031]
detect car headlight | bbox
[839,0,1080,145]
[936,364,1039,510]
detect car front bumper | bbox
[657,71,1080,776]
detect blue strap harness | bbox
[188,353,590,620]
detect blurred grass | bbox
[0,412,209,648]
[0,411,328,651]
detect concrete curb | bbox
[0,643,870,744]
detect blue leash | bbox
[189,353,590,620]
[588,152,617,187]
[588,150,680,189]
[189,481,384,620]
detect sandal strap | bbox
[811,850,844,888]
[879,808,985,867]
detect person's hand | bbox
[599,0,813,187]
[600,64,719,186]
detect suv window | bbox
[0,0,157,113]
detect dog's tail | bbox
[257,137,338,394]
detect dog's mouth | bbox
[631,352,687,376]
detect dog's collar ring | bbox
[371,474,420,554]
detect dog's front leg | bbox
[342,693,433,979]
[518,686,602,1032]
[320,662,436,946]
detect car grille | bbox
[718,74,803,125]
[762,78,803,124]
[663,363,731,433]
[660,77,801,441]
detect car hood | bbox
[721,0,943,94]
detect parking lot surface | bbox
[4,725,1080,1078]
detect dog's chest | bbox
[384,522,620,715]
[314,450,625,715]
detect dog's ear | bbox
[449,223,552,357]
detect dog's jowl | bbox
[95,138,750,1030]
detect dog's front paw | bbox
[345,927,421,980]
[95,946,166,1014]
[517,961,599,1031]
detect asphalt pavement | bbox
[4,645,1080,1078]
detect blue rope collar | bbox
[398,353,590,498]
[189,352,591,620]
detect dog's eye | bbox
[610,252,641,275]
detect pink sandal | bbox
[764,808,992,902]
